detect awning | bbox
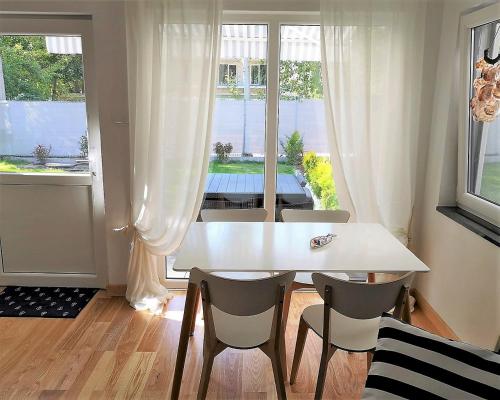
[221,25,320,61]
[45,36,82,55]
[45,25,320,62]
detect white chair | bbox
[189,267,295,399]
[290,272,414,399]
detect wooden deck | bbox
[205,173,305,195]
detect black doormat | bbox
[0,286,98,318]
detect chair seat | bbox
[211,271,272,280]
[294,272,349,285]
[302,304,380,352]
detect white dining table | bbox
[170,222,429,400]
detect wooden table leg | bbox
[170,281,198,400]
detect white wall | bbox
[413,0,500,350]
[0,0,131,285]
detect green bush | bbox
[214,142,233,163]
[303,151,338,210]
[280,131,304,167]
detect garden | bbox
[209,131,339,210]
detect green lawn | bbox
[209,161,295,174]
[480,162,500,204]
[0,158,64,173]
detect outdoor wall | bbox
[212,98,330,154]
[2,98,331,158]
[412,0,500,350]
[0,101,86,156]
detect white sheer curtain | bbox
[125,0,221,312]
[320,0,427,243]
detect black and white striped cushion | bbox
[363,315,500,399]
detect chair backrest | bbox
[281,209,350,223]
[201,208,268,222]
[190,267,295,316]
[311,272,414,319]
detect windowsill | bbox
[436,206,500,247]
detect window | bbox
[199,17,338,222]
[458,4,500,227]
[250,64,266,86]
[276,25,334,220]
[0,35,89,175]
[218,63,237,85]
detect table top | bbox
[174,222,430,273]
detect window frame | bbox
[167,12,323,284]
[250,63,266,86]
[458,3,500,227]
[221,12,321,222]
[218,62,237,85]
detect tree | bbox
[0,35,84,101]
[279,60,323,100]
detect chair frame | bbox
[290,273,413,400]
[193,268,294,400]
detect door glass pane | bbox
[201,24,268,215]
[0,35,89,174]
[276,25,336,221]
[468,20,500,206]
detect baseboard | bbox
[106,284,127,296]
[411,288,459,340]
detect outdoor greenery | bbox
[213,142,233,163]
[0,35,84,101]
[218,60,323,100]
[79,135,89,157]
[32,144,51,164]
[280,131,304,167]
[303,151,338,210]
[208,161,294,174]
[0,158,63,173]
[480,162,500,204]
[279,60,323,100]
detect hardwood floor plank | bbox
[0,292,449,399]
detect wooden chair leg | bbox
[281,286,293,375]
[189,288,201,336]
[314,347,336,400]
[290,316,308,385]
[269,347,287,400]
[197,348,216,400]
[367,351,373,372]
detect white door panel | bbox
[0,184,95,274]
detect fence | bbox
[2,99,500,161]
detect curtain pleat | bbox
[320,0,427,244]
[125,0,221,312]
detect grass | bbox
[0,158,64,173]
[480,162,500,204]
[209,161,295,174]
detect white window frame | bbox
[221,12,320,222]
[0,14,107,287]
[167,12,322,286]
[218,62,237,85]
[458,3,500,227]
[250,63,266,86]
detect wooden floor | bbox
[0,290,445,400]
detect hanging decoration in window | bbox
[470,26,500,122]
